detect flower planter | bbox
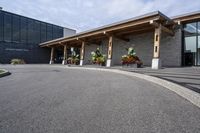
[122,63,141,68]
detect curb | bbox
[0,69,11,78]
[62,66,200,108]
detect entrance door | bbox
[183,22,198,66]
[55,49,63,63]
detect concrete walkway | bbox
[115,66,200,93]
[0,65,199,133]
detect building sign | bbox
[5,48,29,52]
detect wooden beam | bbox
[63,45,67,60]
[161,25,174,36]
[114,35,130,42]
[150,20,174,36]
[41,16,160,47]
[80,41,85,60]
[50,47,55,64]
[153,25,161,58]
[107,36,113,59]
[115,27,154,37]
[173,14,200,23]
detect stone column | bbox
[152,24,162,69]
[49,47,55,64]
[62,45,67,65]
[80,41,85,66]
[106,36,113,67]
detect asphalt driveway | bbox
[0,65,199,133]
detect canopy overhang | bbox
[40,11,175,48]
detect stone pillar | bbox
[49,47,54,64]
[80,41,85,66]
[152,24,162,69]
[106,36,113,67]
[62,45,67,65]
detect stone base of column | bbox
[49,60,54,64]
[80,59,84,66]
[106,59,112,67]
[62,60,67,65]
[152,58,161,69]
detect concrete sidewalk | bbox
[114,66,200,93]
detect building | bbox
[40,10,200,69]
[0,10,76,64]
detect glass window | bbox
[20,17,27,43]
[40,22,46,43]
[58,27,63,38]
[4,13,12,42]
[184,22,197,53]
[28,19,40,44]
[0,11,3,41]
[34,21,41,43]
[28,19,34,44]
[47,24,53,41]
[12,15,20,42]
[52,26,63,39]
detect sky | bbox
[1,0,200,32]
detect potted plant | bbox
[11,59,26,65]
[121,47,143,68]
[67,50,79,65]
[91,48,106,66]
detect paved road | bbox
[0,65,200,133]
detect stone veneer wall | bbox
[111,29,182,67]
[112,32,154,66]
[84,39,108,65]
[83,28,182,67]
[160,29,182,67]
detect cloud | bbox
[1,0,200,32]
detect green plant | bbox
[121,47,142,67]
[91,48,106,65]
[0,69,4,74]
[10,59,26,65]
[126,47,136,56]
[67,51,79,65]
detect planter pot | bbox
[122,63,142,68]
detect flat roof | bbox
[172,10,200,23]
[0,9,76,31]
[40,10,200,47]
[171,10,200,19]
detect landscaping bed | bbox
[0,69,11,78]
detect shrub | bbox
[91,48,106,65]
[10,59,26,65]
[121,47,143,67]
[67,50,79,65]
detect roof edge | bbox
[40,11,165,46]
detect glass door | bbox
[183,22,197,66]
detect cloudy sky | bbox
[1,0,200,32]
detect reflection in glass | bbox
[4,13,12,42]
[184,23,197,66]
[47,24,53,41]
[12,15,20,42]
[20,17,27,43]
[41,23,47,43]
